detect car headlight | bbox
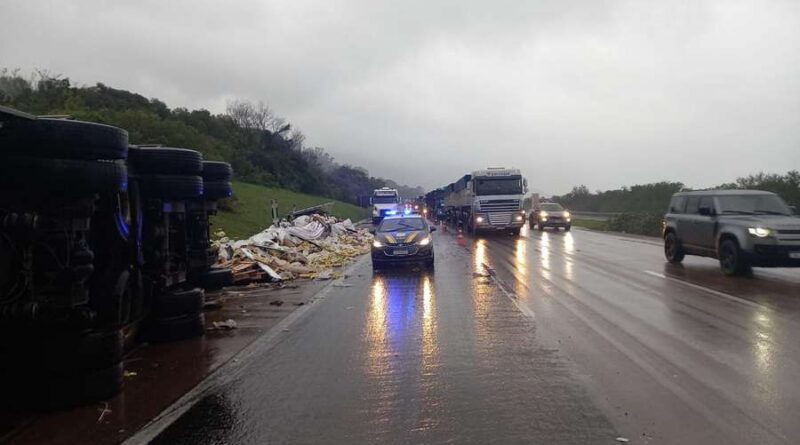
[475,216,485,223]
[372,240,384,248]
[514,215,523,221]
[748,227,772,238]
[418,236,432,246]
[563,211,570,218]
[540,211,548,217]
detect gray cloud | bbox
[2,0,799,194]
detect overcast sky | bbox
[2,0,799,194]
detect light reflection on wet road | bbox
[150,226,800,445]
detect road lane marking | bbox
[643,270,766,310]
[481,263,537,320]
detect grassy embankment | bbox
[211,181,368,240]
[571,213,663,237]
[570,219,609,231]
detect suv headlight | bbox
[748,227,772,238]
[373,240,384,248]
[418,236,432,246]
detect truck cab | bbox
[371,187,401,225]
[444,168,528,235]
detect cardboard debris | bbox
[212,319,238,330]
[215,215,372,285]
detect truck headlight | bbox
[373,240,384,248]
[748,227,772,238]
[563,211,570,218]
[539,211,548,220]
[475,216,485,223]
[514,215,523,221]
[418,236,432,246]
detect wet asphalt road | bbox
[145,226,800,445]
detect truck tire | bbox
[43,363,124,409]
[203,181,233,201]
[201,161,233,181]
[719,239,751,276]
[145,313,206,343]
[0,157,127,196]
[664,232,684,263]
[0,118,128,160]
[6,329,124,376]
[128,147,203,175]
[201,268,233,290]
[138,174,203,200]
[564,225,571,232]
[537,224,545,231]
[152,288,204,318]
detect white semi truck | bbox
[443,168,528,235]
[371,187,401,225]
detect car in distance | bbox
[371,215,436,270]
[662,190,800,276]
[531,202,572,231]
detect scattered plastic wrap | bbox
[215,215,371,284]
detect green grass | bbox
[570,218,609,231]
[211,181,368,239]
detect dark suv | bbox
[662,190,800,276]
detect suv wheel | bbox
[664,232,685,263]
[719,239,751,276]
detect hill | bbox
[0,69,423,205]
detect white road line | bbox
[643,270,766,311]
[482,262,537,320]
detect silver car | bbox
[663,190,800,276]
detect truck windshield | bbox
[474,178,522,195]
[717,194,792,215]
[373,196,398,204]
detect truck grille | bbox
[488,213,512,225]
[479,200,520,226]
[479,199,521,212]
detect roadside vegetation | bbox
[0,69,423,206]
[213,182,367,239]
[556,172,800,237]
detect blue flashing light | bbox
[385,210,397,216]
[403,208,412,215]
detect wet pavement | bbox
[11,224,800,444]
[138,225,800,445]
[147,232,617,445]
[1,280,331,445]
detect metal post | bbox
[271,199,278,226]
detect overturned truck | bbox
[0,107,233,409]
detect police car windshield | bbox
[378,218,426,232]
